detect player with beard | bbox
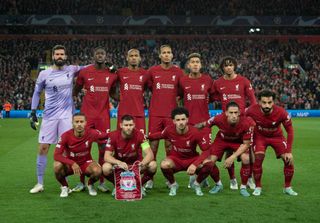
[212,56,257,190]
[29,45,85,194]
[54,113,109,197]
[116,49,149,134]
[103,115,157,196]
[148,107,212,196]
[246,90,297,196]
[146,45,184,189]
[72,47,118,193]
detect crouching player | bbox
[197,101,254,197]
[246,90,297,196]
[148,107,212,196]
[53,113,109,197]
[102,115,157,196]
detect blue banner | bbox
[2,109,320,119]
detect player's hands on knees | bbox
[284,153,294,165]
[224,155,236,169]
[29,109,39,130]
[187,164,197,175]
[71,163,82,175]
[118,161,128,170]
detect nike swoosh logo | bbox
[220,87,225,90]
[185,86,191,89]
[88,78,94,81]
[155,76,161,79]
[123,76,129,79]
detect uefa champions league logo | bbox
[120,171,137,191]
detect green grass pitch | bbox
[0,118,319,223]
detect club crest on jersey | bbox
[201,84,205,91]
[172,75,176,81]
[139,76,143,82]
[106,77,109,83]
[85,141,89,148]
[124,83,129,90]
[156,82,161,89]
[120,171,137,191]
[131,144,135,151]
[186,140,190,147]
[272,122,276,125]
[235,84,239,91]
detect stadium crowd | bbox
[2,0,319,16]
[1,38,319,110]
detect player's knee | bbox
[102,163,113,176]
[53,161,63,174]
[148,161,157,173]
[38,144,50,155]
[91,165,102,177]
[241,154,250,164]
[160,160,171,169]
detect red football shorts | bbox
[253,133,287,158]
[166,155,199,172]
[148,116,172,135]
[66,160,94,176]
[210,136,243,160]
[86,117,110,133]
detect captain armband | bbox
[141,141,151,151]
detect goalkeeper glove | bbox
[30,109,39,130]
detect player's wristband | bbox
[141,141,150,151]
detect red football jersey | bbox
[105,129,145,165]
[148,65,184,117]
[117,67,149,117]
[76,65,118,119]
[207,113,253,143]
[246,104,294,150]
[148,125,209,166]
[179,74,214,125]
[54,128,109,165]
[213,74,256,113]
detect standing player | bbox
[73,47,118,192]
[54,113,109,197]
[117,49,149,133]
[197,101,254,197]
[246,90,297,196]
[179,53,214,188]
[149,107,213,196]
[29,45,84,193]
[146,45,184,189]
[102,115,157,195]
[212,56,257,190]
